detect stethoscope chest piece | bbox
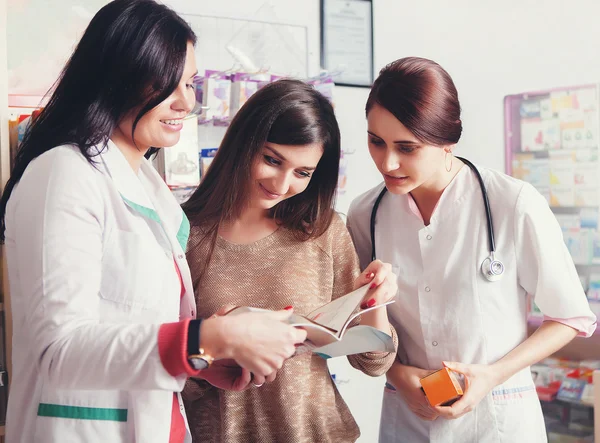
[481,253,504,282]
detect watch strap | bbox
[187,319,202,357]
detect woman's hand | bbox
[210,305,237,317]
[353,260,397,308]
[196,359,252,391]
[387,363,439,421]
[249,370,278,388]
[197,360,278,391]
[200,309,307,378]
[434,361,500,420]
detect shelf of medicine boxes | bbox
[528,303,600,414]
[530,332,600,440]
[528,328,600,432]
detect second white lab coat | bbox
[347,165,596,443]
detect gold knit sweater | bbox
[182,214,398,443]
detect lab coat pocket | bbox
[100,229,171,311]
[492,392,547,443]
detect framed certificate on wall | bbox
[320,0,374,87]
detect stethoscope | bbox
[369,156,505,282]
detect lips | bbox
[385,174,408,181]
[259,184,281,199]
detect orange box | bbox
[420,367,463,407]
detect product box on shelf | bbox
[202,70,232,123]
[532,358,599,407]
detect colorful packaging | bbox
[203,70,232,121]
[420,368,464,407]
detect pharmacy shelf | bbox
[527,321,600,438]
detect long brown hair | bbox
[182,79,341,279]
[366,57,462,146]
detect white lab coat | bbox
[347,165,597,443]
[4,142,197,443]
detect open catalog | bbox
[225,284,396,359]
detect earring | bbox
[445,151,453,172]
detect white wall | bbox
[373,0,600,172]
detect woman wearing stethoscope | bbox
[347,57,597,443]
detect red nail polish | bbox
[284,306,293,310]
[369,283,377,289]
[360,303,367,309]
[367,298,376,307]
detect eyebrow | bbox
[264,145,317,171]
[189,70,199,79]
[367,131,420,145]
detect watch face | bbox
[189,357,209,370]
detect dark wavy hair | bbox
[182,79,341,280]
[0,0,196,242]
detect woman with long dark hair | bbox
[1,2,305,442]
[182,79,399,442]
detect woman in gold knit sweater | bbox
[181,79,398,442]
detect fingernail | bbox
[369,283,377,289]
[284,306,293,310]
[360,303,367,309]
[367,272,375,279]
[367,298,376,307]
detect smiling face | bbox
[112,41,198,154]
[248,142,324,211]
[367,103,449,195]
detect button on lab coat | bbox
[5,142,196,443]
[347,166,596,443]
